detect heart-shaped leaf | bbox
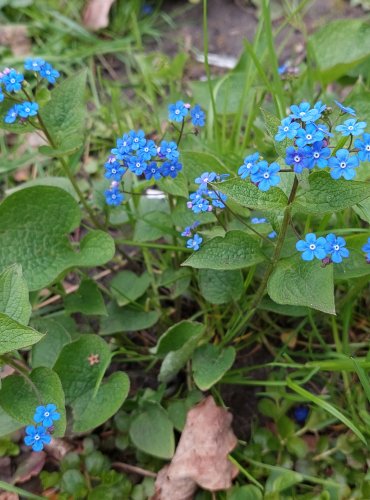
[192,345,236,390]
[0,264,31,325]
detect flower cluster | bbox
[168,101,205,127]
[104,130,184,206]
[180,221,203,251]
[187,172,228,214]
[24,404,60,452]
[274,100,368,180]
[238,153,281,192]
[296,233,349,263]
[1,59,59,125]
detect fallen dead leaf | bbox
[0,493,19,500]
[152,396,238,500]
[82,0,116,30]
[12,452,46,484]
[0,25,30,56]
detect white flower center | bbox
[10,78,15,83]
[348,125,353,131]
[44,412,50,417]
[112,169,116,174]
[46,70,50,75]
[283,126,289,132]
[366,145,370,151]
[309,244,316,250]
[25,107,30,112]
[263,172,270,179]
[294,155,300,162]
[175,109,180,114]
[313,152,320,158]
[340,162,347,168]
[170,166,175,171]
[34,434,40,441]
[134,138,138,143]
[246,162,252,169]
[299,111,305,116]
[333,244,340,251]
[306,134,312,140]
[112,194,116,199]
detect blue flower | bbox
[295,123,324,147]
[105,186,124,206]
[187,193,210,213]
[328,149,359,180]
[4,104,20,124]
[181,226,192,237]
[18,101,39,118]
[33,404,60,428]
[0,87,4,102]
[24,425,51,452]
[285,146,309,173]
[24,58,46,72]
[268,231,277,239]
[190,104,205,127]
[161,160,182,178]
[251,217,267,224]
[278,64,287,75]
[289,102,318,123]
[275,117,300,142]
[168,100,189,122]
[111,133,132,159]
[139,139,157,161]
[39,63,60,84]
[325,234,349,263]
[208,190,227,208]
[313,101,326,117]
[195,172,217,191]
[334,100,356,116]
[238,152,260,179]
[3,69,24,92]
[251,161,280,191]
[129,130,146,150]
[354,133,370,161]
[144,161,162,180]
[305,141,330,169]
[293,405,309,424]
[186,234,203,250]
[104,158,126,181]
[128,156,147,175]
[335,118,367,137]
[159,140,179,161]
[362,237,370,259]
[296,233,327,261]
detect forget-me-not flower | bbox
[296,233,327,261]
[334,100,356,116]
[305,141,331,169]
[186,234,203,251]
[335,118,367,136]
[325,234,349,263]
[238,152,260,179]
[328,149,359,180]
[24,425,51,452]
[285,146,309,173]
[275,117,300,142]
[251,161,280,191]
[354,133,370,162]
[33,404,60,428]
[295,123,324,147]
[168,100,189,122]
[190,105,205,127]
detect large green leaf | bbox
[133,211,173,242]
[39,71,87,153]
[54,334,129,432]
[198,269,243,304]
[192,345,236,390]
[0,264,31,325]
[293,172,370,215]
[216,178,288,210]
[0,367,66,437]
[0,313,44,355]
[110,271,151,307]
[267,257,335,315]
[129,403,175,459]
[0,186,115,291]
[31,317,72,368]
[182,230,265,270]
[309,19,370,83]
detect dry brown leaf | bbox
[0,493,19,500]
[82,0,116,30]
[0,25,30,56]
[12,452,46,484]
[152,396,238,500]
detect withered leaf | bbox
[82,0,116,30]
[152,396,238,500]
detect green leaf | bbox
[309,19,370,83]
[287,378,367,444]
[39,70,87,152]
[158,173,188,198]
[0,406,22,438]
[129,403,175,459]
[110,271,151,307]
[198,269,243,304]
[261,108,293,157]
[0,264,31,325]
[100,303,159,335]
[293,172,370,214]
[265,470,303,494]
[192,344,236,390]
[216,178,288,210]
[267,257,335,315]
[0,313,44,355]
[0,186,115,291]
[64,279,107,316]
[72,371,130,433]
[229,486,263,500]
[31,317,72,368]
[53,334,129,431]
[181,151,229,182]
[133,211,173,242]
[259,297,308,317]
[0,367,66,437]
[7,176,79,201]
[334,234,370,280]
[182,230,265,270]
[153,321,205,355]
